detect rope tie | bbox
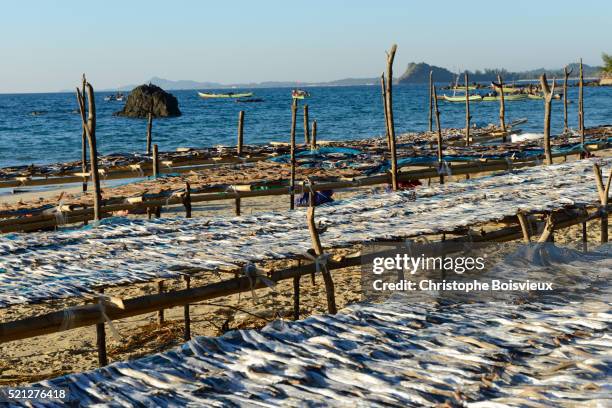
[437,161,452,176]
[242,263,276,303]
[98,298,122,341]
[303,252,330,274]
[225,185,240,198]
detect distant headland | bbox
[96,62,603,92]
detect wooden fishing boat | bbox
[528,94,543,100]
[482,94,528,101]
[452,85,478,91]
[443,94,482,102]
[292,89,310,99]
[198,92,254,99]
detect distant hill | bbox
[398,62,602,84]
[96,62,602,92]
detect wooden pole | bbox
[582,221,588,252]
[303,105,310,145]
[579,58,585,158]
[184,276,191,341]
[237,110,244,155]
[428,70,433,132]
[432,81,444,184]
[96,288,108,367]
[306,206,337,314]
[384,44,398,191]
[293,261,300,320]
[381,73,391,148]
[540,73,555,165]
[593,163,611,243]
[516,212,531,243]
[310,120,317,150]
[183,181,192,218]
[80,75,88,192]
[465,71,470,146]
[152,144,159,178]
[497,75,506,140]
[289,99,297,210]
[235,197,241,216]
[76,83,102,221]
[563,66,573,133]
[157,280,165,325]
[146,111,153,155]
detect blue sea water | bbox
[0,84,610,168]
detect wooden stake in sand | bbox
[293,260,300,320]
[182,181,192,218]
[96,288,108,367]
[158,280,165,325]
[289,99,298,210]
[306,206,337,314]
[593,163,611,243]
[431,80,444,184]
[184,276,191,341]
[152,144,159,178]
[540,73,556,165]
[311,120,317,150]
[303,104,310,145]
[384,44,399,190]
[381,73,390,148]
[428,70,433,132]
[497,75,507,140]
[76,82,102,221]
[80,75,88,193]
[465,71,471,146]
[516,212,531,243]
[563,65,573,133]
[579,58,585,158]
[237,110,244,156]
[146,110,153,155]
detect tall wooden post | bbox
[152,144,159,178]
[563,66,572,133]
[293,260,300,321]
[540,74,555,165]
[77,82,102,222]
[303,105,310,145]
[289,99,297,210]
[465,71,470,146]
[80,75,88,192]
[432,81,444,184]
[311,120,317,150]
[237,110,244,155]
[384,44,398,191]
[428,70,433,132]
[146,111,153,155]
[306,206,337,314]
[497,75,506,140]
[579,59,585,158]
[381,73,390,148]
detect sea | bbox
[0,83,611,168]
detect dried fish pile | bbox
[0,158,609,307]
[28,245,611,407]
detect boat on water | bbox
[443,94,482,102]
[198,92,254,99]
[528,94,543,100]
[482,93,529,101]
[105,93,125,102]
[292,89,310,99]
[451,85,478,91]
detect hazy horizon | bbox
[0,0,610,93]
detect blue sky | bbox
[0,0,610,93]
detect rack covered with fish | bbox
[0,158,610,308]
[31,245,611,406]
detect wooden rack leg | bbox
[293,275,300,321]
[582,221,588,252]
[157,281,165,325]
[306,207,337,314]
[184,276,191,341]
[96,288,108,367]
[235,197,241,216]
